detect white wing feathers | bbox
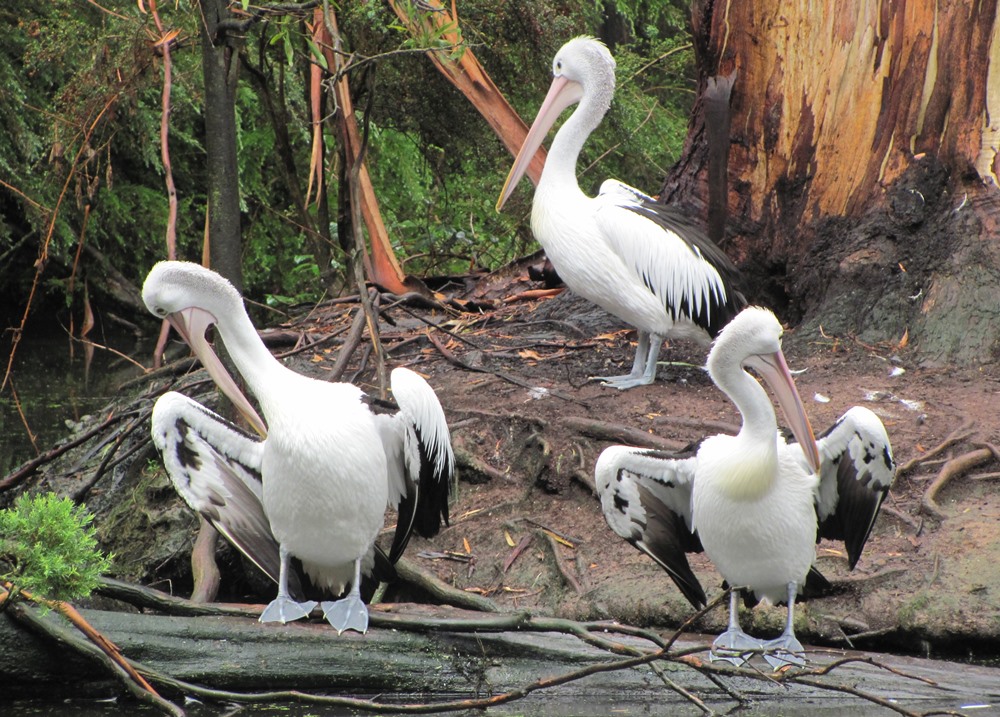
[378,367,455,563]
[594,179,731,326]
[150,392,296,592]
[595,445,707,608]
[814,406,896,568]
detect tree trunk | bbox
[666,1,1000,365]
[198,0,244,291]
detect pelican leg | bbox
[321,558,369,635]
[260,546,318,623]
[593,332,660,390]
[710,589,762,666]
[762,582,807,670]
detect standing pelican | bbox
[497,36,744,389]
[596,307,895,667]
[143,261,454,633]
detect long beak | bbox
[745,350,821,473]
[167,307,268,438]
[496,75,583,211]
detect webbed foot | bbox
[710,628,762,667]
[321,595,369,634]
[589,372,654,390]
[259,596,317,624]
[762,634,806,670]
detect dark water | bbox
[0,318,147,477]
[6,695,993,717]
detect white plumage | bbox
[596,306,895,667]
[497,36,744,389]
[144,261,454,633]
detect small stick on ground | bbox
[543,531,584,594]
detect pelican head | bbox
[143,261,267,437]
[496,36,616,211]
[709,307,821,473]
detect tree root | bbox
[561,415,687,451]
[897,419,974,478]
[920,447,993,520]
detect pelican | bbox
[496,36,744,389]
[596,307,895,667]
[143,261,454,633]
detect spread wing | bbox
[594,180,745,337]
[150,391,302,598]
[373,368,455,564]
[595,444,706,608]
[813,406,896,569]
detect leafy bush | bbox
[0,493,112,604]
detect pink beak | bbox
[496,75,584,211]
[744,350,822,473]
[167,307,268,438]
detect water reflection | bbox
[0,318,147,477]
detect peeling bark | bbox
[667,0,1000,365]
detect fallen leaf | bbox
[897,328,909,350]
[463,537,472,554]
[543,529,575,549]
[504,530,515,547]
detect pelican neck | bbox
[214,299,292,394]
[710,354,780,453]
[539,89,610,193]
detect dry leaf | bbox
[463,536,471,554]
[543,529,575,549]
[504,530,515,547]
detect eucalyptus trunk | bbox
[665,1,1000,365]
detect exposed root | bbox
[561,415,687,452]
[920,447,993,520]
[897,419,974,478]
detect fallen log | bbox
[2,600,999,716]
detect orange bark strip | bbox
[318,10,409,294]
[387,0,546,186]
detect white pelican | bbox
[143,261,454,633]
[596,307,895,667]
[496,36,744,389]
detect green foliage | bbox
[0,493,112,604]
[0,0,696,315]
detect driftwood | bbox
[0,576,995,716]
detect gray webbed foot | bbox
[762,634,806,670]
[590,372,654,390]
[259,596,317,624]
[321,595,369,634]
[710,627,762,667]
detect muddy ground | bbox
[240,268,1000,662]
[16,262,1000,666]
